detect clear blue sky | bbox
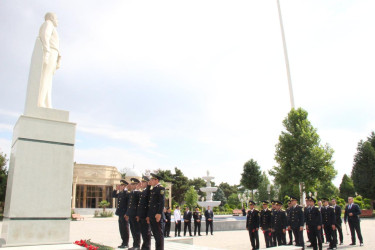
[1,0,374,187]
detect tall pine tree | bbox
[351,132,375,201]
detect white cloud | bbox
[74,146,164,175]
[77,125,156,149]
[0,123,13,132]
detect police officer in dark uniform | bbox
[270,200,277,246]
[147,173,165,250]
[193,207,202,236]
[246,200,260,250]
[164,207,171,237]
[321,198,337,250]
[286,200,293,245]
[260,200,272,248]
[305,196,322,250]
[183,206,193,236]
[271,201,287,246]
[112,180,130,249]
[331,198,343,245]
[288,196,304,248]
[136,176,151,250]
[126,178,141,250]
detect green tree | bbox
[99,200,110,212]
[158,167,189,204]
[240,159,262,200]
[0,152,8,203]
[316,180,339,199]
[218,182,238,200]
[213,188,226,206]
[189,178,207,198]
[270,108,336,201]
[351,132,375,202]
[256,172,277,202]
[227,193,241,209]
[184,186,198,210]
[339,174,355,199]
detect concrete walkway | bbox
[1,217,374,249]
[68,216,375,249]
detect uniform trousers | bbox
[164,221,171,237]
[140,218,151,250]
[118,215,129,246]
[262,230,272,248]
[175,220,181,236]
[324,224,337,248]
[271,231,277,246]
[194,221,201,235]
[248,229,260,249]
[292,227,304,247]
[274,230,286,246]
[288,229,293,244]
[335,222,343,244]
[206,220,213,234]
[150,217,164,250]
[307,226,322,250]
[184,221,192,236]
[348,221,363,244]
[129,216,141,248]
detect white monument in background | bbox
[1,13,76,248]
[197,171,221,209]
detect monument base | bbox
[0,243,83,249]
[1,113,76,246]
[1,219,71,247]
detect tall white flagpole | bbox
[277,0,295,109]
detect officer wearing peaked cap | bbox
[286,199,294,245]
[270,200,277,246]
[271,201,287,246]
[147,173,165,250]
[288,196,304,248]
[305,196,322,250]
[321,198,337,249]
[126,178,141,250]
[137,176,151,250]
[260,201,272,248]
[112,180,130,248]
[246,200,260,250]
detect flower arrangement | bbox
[74,240,98,250]
[74,239,114,250]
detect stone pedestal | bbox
[1,113,76,246]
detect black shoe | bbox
[199,234,202,236]
[349,243,356,245]
[190,234,193,236]
[288,242,293,245]
[307,244,312,247]
[118,246,126,249]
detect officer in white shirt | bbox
[174,206,182,237]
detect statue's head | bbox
[45,12,58,27]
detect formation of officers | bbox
[246,196,364,250]
[112,173,165,250]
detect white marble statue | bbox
[38,12,61,108]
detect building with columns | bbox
[72,163,172,210]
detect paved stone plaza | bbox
[68,216,374,249]
[1,216,374,249]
